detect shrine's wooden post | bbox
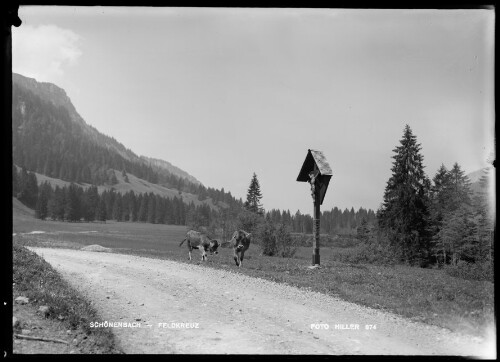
[297,149,332,266]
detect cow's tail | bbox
[179,238,187,247]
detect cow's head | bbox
[208,240,220,255]
[231,230,251,250]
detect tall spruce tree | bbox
[138,194,148,222]
[447,162,472,210]
[127,191,138,222]
[244,172,264,215]
[147,193,156,223]
[438,204,477,264]
[432,162,474,265]
[35,182,52,220]
[356,217,370,243]
[378,125,431,265]
[83,185,99,222]
[64,183,81,221]
[97,197,107,222]
[18,169,39,208]
[429,164,452,264]
[48,185,65,220]
[112,194,123,221]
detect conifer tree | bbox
[35,182,52,220]
[429,164,452,264]
[147,193,156,223]
[138,193,148,222]
[128,191,138,222]
[432,162,473,265]
[112,194,123,221]
[447,162,472,210]
[18,169,39,208]
[244,172,264,215]
[48,185,65,220]
[378,125,431,264]
[105,190,116,218]
[83,185,99,222]
[155,196,165,224]
[64,183,81,221]
[438,204,477,264]
[178,199,186,225]
[111,172,118,185]
[122,169,129,183]
[97,197,107,222]
[350,207,357,229]
[356,217,370,243]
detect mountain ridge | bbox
[12,72,202,187]
[140,156,202,186]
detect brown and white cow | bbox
[179,230,220,261]
[227,230,251,267]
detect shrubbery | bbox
[257,219,300,258]
[445,260,494,282]
[237,209,263,235]
[328,234,361,248]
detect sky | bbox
[12,7,495,214]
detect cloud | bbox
[12,24,82,82]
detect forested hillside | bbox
[12,73,239,208]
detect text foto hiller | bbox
[310,323,362,330]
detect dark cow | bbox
[179,230,220,261]
[227,230,251,267]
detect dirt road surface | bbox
[30,247,493,356]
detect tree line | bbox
[13,165,215,226]
[13,165,371,242]
[266,207,377,235]
[237,172,377,235]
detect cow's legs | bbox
[200,248,207,261]
[239,251,245,267]
[188,246,192,260]
[233,250,240,266]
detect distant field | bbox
[12,200,495,339]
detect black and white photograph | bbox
[9,6,495,356]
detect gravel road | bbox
[30,247,492,356]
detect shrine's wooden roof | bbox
[297,149,333,182]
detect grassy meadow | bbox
[13,200,495,339]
